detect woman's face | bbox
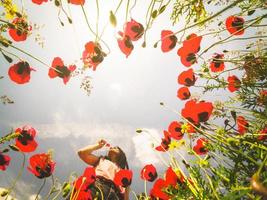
[108,146,120,159]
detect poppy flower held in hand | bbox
[0,152,11,171]
[141,164,158,182]
[82,41,106,71]
[114,169,132,187]
[155,130,171,152]
[227,75,241,92]
[178,69,196,87]
[15,125,38,152]
[117,31,134,57]
[226,16,245,35]
[210,53,225,72]
[181,100,214,124]
[124,19,144,41]
[177,87,191,100]
[236,116,249,135]
[9,18,31,42]
[28,152,56,178]
[49,57,76,84]
[193,138,209,155]
[168,121,184,140]
[161,30,177,52]
[8,61,35,84]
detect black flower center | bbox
[16,62,30,75]
[0,154,7,165]
[186,53,196,63]
[232,18,244,30]
[36,164,52,179]
[56,66,70,78]
[198,112,209,122]
[121,177,131,187]
[18,130,33,145]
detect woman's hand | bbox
[97,139,107,148]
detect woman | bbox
[77,139,130,200]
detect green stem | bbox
[154,0,243,46]
[125,0,130,23]
[35,179,46,200]
[95,0,99,42]
[5,153,25,200]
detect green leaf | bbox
[109,11,117,27]
[62,182,71,198]
[1,51,13,63]
[151,10,158,19]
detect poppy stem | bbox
[5,153,25,200]
[95,0,100,42]
[154,0,243,46]
[0,47,22,61]
[143,180,147,197]
[128,0,137,17]
[81,5,111,54]
[95,184,104,200]
[125,0,130,23]
[143,0,156,47]
[35,178,46,200]
[199,14,267,57]
[129,188,138,200]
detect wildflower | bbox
[28,152,56,178]
[114,169,133,187]
[140,164,157,182]
[9,17,31,42]
[48,57,76,84]
[168,121,184,140]
[177,87,191,100]
[210,53,225,72]
[73,167,96,191]
[193,138,209,155]
[155,131,171,152]
[0,152,11,171]
[161,30,177,52]
[226,16,245,35]
[177,69,196,87]
[237,116,249,135]
[227,75,241,92]
[150,178,169,200]
[8,61,35,84]
[124,19,144,41]
[117,31,134,58]
[15,125,38,152]
[68,0,85,5]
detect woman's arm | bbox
[77,139,106,166]
[124,187,130,200]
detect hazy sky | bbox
[0,0,259,199]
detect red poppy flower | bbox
[165,167,184,186]
[168,121,184,140]
[177,33,202,67]
[49,57,76,84]
[227,75,241,92]
[181,100,213,124]
[155,131,171,152]
[9,18,31,42]
[114,169,132,188]
[141,164,158,182]
[15,125,38,153]
[177,69,196,87]
[150,178,169,200]
[161,30,177,53]
[124,19,144,41]
[32,0,48,5]
[0,152,11,171]
[193,138,209,155]
[117,31,134,58]
[8,61,35,84]
[258,127,267,141]
[177,87,191,100]
[210,53,225,72]
[74,167,96,191]
[182,33,202,53]
[226,16,245,35]
[28,153,56,178]
[82,41,105,71]
[236,116,249,135]
[68,0,85,5]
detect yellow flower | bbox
[181,123,190,133]
[168,139,185,150]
